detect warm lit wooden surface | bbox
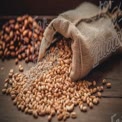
[0,54,122,122]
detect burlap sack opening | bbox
[39,2,122,81]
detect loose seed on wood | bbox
[89,102,93,109]
[82,106,87,112]
[70,112,77,119]
[57,113,63,121]
[93,98,99,105]
[102,79,107,85]
[97,92,102,98]
[66,104,74,112]
[2,89,6,94]
[48,115,52,122]
[32,110,38,118]
[106,83,111,88]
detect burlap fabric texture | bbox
[38,2,122,81]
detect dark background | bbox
[0,0,121,16]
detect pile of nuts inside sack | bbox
[1,30,112,122]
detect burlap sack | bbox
[38,2,122,81]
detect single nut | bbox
[79,104,83,111]
[57,113,63,121]
[97,92,102,98]
[106,83,111,88]
[19,67,24,72]
[4,83,8,88]
[92,88,97,94]
[8,72,13,78]
[93,98,99,105]
[70,112,77,119]
[89,102,93,109]
[100,86,104,92]
[9,80,12,84]
[48,115,52,122]
[4,78,9,83]
[32,110,38,118]
[2,89,6,94]
[63,112,70,121]
[15,59,19,64]
[93,81,96,86]
[51,109,55,116]
[102,79,107,85]
[66,104,74,112]
[18,65,24,72]
[10,69,14,73]
[82,106,87,112]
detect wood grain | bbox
[0,54,122,122]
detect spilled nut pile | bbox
[2,40,111,121]
[0,15,43,63]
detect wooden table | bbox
[0,16,122,122]
[0,53,122,122]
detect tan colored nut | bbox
[63,112,70,121]
[8,72,13,78]
[82,96,87,103]
[19,67,24,72]
[10,69,14,73]
[100,86,104,92]
[79,104,83,111]
[89,102,93,109]
[106,83,111,88]
[57,113,63,121]
[93,98,99,105]
[66,104,74,112]
[18,65,24,72]
[93,81,96,86]
[15,59,18,64]
[51,109,55,116]
[70,112,77,119]
[2,89,6,94]
[48,115,52,122]
[102,79,107,85]
[24,108,28,113]
[4,83,8,88]
[92,88,97,94]
[82,106,87,112]
[4,78,9,83]
[38,109,46,116]
[97,92,102,98]
[13,99,17,105]
[32,110,38,118]
[0,67,4,70]
[11,94,16,100]
[9,80,12,84]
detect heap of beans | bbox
[2,39,111,121]
[0,15,43,63]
